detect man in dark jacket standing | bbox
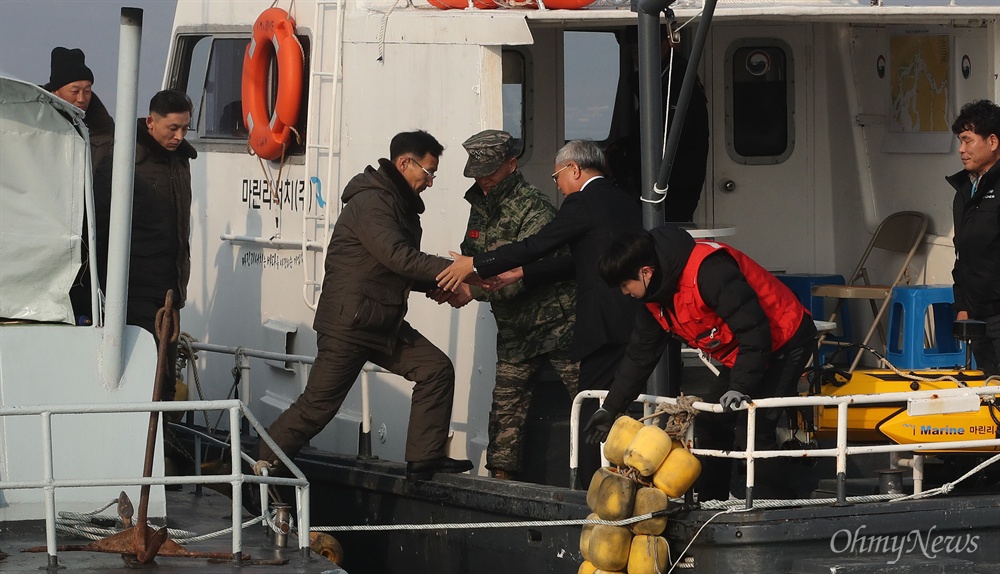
[95,89,196,401]
[436,140,643,483]
[585,226,816,501]
[45,47,115,324]
[259,130,473,480]
[948,100,1000,376]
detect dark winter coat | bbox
[312,159,452,353]
[948,161,1000,318]
[473,177,643,361]
[85,92,115,171]
[603,225,816,413]
[95,119,196,309]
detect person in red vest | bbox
[583,225,817,500]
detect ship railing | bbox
[0,399,311,565]
[185,341,389,458]
[569,385,1000,508]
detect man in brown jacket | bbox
[259,130,474,480]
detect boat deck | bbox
[0,487,328,573]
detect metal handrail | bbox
[0,399,311,564]
[186,341,390,454]
[569,385,1000,507]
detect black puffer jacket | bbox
[604,225,814,412]
[312,159,452,353]
[95,119,196,308]
[948,161,1000,317]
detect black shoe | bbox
[406,457,473,481]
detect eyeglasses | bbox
[409,157,437,181]
[551,163,571,183]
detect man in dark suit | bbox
[437,140,643,483]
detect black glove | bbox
[720,390,751,412]
[583,408,617,445]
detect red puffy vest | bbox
[645,241,806,367]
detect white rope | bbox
[52,498,265,545]
[172,516,266,545]
[57,499,118,521]
[641,185,669,204]
[697,492,900,511]
[892,453,1000,502]
[311,510,667,533]
[641,10,702,207]
[666,507,747,574]
[376,0,403,64]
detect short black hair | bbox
[390,130,445,161]
[149,89,193,116]
[598,230,658,287]
[951,100,1000,139]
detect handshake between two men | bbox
[427,252,523,308]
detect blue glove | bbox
[720,390,750,412]
[583,408,617,445]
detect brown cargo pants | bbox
[259,325,456,465]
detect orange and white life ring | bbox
[241,7,303,161]
[427,0,498,8]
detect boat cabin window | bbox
[502,49,528,158]
[168,33,310,156]
[564,31,619,142]
[725,40,794,165]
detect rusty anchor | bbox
[24,292,251,564]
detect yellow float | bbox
[623,425,673,476]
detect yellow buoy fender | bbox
[603,416,643,467]
[586,468,637,520]
[630,487,668,535]
[578,560,598,574]
[628,535,670,574]
[652,441,702,498]
[580,512,598,561]
[587,523,632,572]
[623,425,673,476]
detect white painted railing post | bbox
[101,7,143,389]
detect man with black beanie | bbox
[45,47,115,325]
[43,47,115,169]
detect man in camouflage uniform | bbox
[435,130,579,480]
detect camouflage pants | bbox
[487,351,579,473]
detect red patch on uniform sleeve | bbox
[468,229,480,239]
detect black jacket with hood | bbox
[603,225,815,413]
[947,160,1000,318]
[312,159,452,353]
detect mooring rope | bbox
[638,394,703,440]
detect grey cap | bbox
[462,129,514,178]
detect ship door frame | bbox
[706,24,816,273]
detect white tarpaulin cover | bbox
[0,77,90,324]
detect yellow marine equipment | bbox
[813,369,999,451]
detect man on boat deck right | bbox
[948,100,1000,377]
[583,225,817,501]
